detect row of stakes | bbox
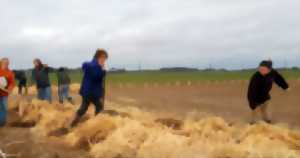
[114,80,250,88]
[114,78,300,88]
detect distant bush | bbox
[160,67,199,72]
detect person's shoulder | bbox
[82,61,91,68]
[251,71,260,78]
[270,69,279,75]
[7,69,15,77]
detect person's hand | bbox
[0,87,9,93]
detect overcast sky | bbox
[0,0,299,70]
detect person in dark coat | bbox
[57,67,74,104]
[14,70,28,95]
[247,60,289,124]
[71,49,108,127]
[32,59,54,103]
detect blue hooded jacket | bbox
[79,59,106,99]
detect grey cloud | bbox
[0,0,299,69]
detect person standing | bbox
[71,49,108,127]
[0,58,15,127]
[57,67,74,104]
[32,59,53,103]
[247,60,289,124]
[14,70,28,95]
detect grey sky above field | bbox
[0,0,299,70]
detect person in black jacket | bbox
[247,60,289,124]
[57,67,73,104]
[14,70,28,95]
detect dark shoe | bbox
[249,121,256,125]
[0,121,6,127]
[71,116,81,127]
[264,119,272,124]
[68,98,75,105]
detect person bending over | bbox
[247,60,289,124]
[71,49,108,127]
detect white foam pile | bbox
[7,90,300,158]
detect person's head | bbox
[58,67,65,72]
[258,60,272,76]
[33,58,43,68]
[93,49,108,66]
[0,58,10,70]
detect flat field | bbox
[1,70,299,158]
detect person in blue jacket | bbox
[71,49,108,127]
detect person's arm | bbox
[247,73,259,108]
[44,65,56,73]
[6,72,15,93]
[273,70,289,90]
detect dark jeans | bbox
[76,96,104,117]
[0,96,8,127]
[18,79,27,95]
[37,87,52,103]
[58,84,73,104]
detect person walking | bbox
[71,49,108,127]
[32,59,54,103]
[57,67,74,104]
[247,60,289,124]
[0,58,15,127]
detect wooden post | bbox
[187,81,192,86]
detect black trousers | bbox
[18,79,27,95]
[76,96,104,117]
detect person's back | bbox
[14,70,28,95]
[15,70,26,81]
[57,68,71,86]
[57,68,73,104]
[32,66,51,88]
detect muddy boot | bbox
[71,115,81,128]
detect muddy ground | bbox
[107,80,300,126]
[0,80,299,158]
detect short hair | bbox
[0,58,9,67]
[259,60,273,69]
[1,58,9,62]
[93,49,108,60]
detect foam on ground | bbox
[8,94,300,158]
